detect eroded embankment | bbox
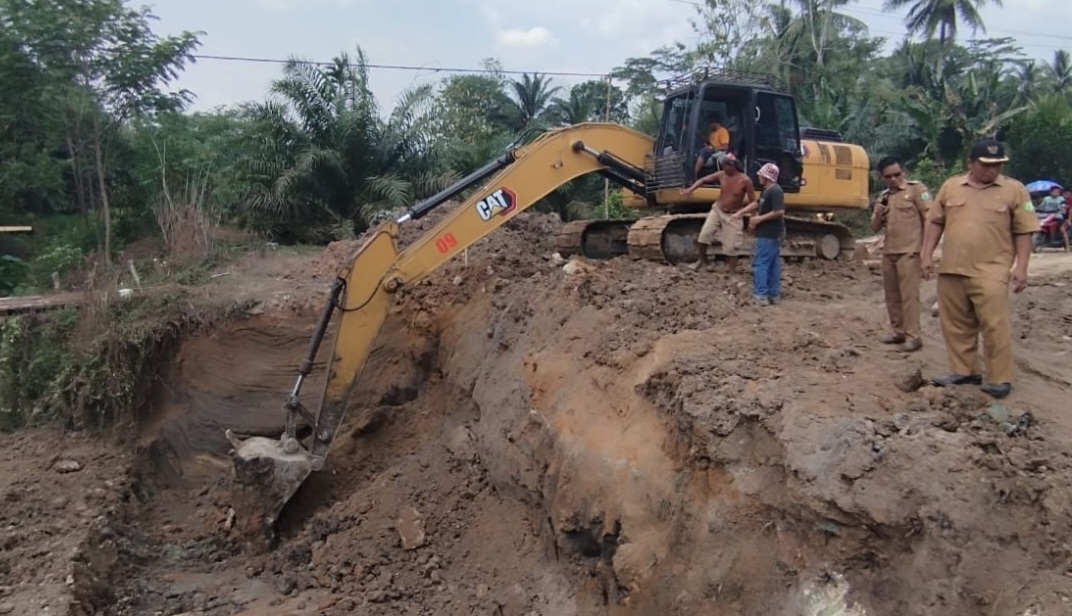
[69,213,1072,616]
[425,257,1072,615]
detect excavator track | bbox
[555,213,857,263]
[554,218,637,259]
[626,214,707,262]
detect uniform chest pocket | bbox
[944,198,967,212]
[982,199,1010,214]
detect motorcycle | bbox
[1034,211,1069,251]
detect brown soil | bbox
[2,209,1072,616]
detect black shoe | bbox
[981,382,1012,399]
[930,374,983,387]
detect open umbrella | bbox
[1026,179,1063,194]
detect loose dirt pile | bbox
[2,208,1071,616]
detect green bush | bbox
[0,310,78,430]
[27,242,85,287]
[0,255,29,296]
[908,157,949,193]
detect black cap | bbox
[969,137,1009,164]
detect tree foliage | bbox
[1,0,201,263]
[1,0,1070,296]
[1006,95,1072,184]
[237,51,456,243]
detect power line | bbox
[191,0,1071,78]
[840,5,1072,45]
[192,54,611,78]
[846,2,1072,41]
[666,0,1072,50]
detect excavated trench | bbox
[54,215,1072,616]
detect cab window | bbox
[755,91,802,186]
[656,96,696,155]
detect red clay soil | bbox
[2,209,1071,616]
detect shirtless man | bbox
[680,153,755,273]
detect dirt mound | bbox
[5,206,1072,615]
[297,205,563,283]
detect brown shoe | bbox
[879,333,906,344]
[898,338,922,353]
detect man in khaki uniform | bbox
[871,155,931,352]
[920,138,1039,399]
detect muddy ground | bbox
[1,210,1071,616]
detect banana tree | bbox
[943,66,1028,152]
[896,89,952,162]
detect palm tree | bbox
[505,72,562,132]
[882,0,1001,49]
[1046,49,1072,93]
[238,48,455,242]
[1012,60,1041,105]
[793,0,868,68]
[547,86,599,125]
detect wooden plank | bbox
[0,226,33,233]
[0,292,86,315]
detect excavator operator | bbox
[694,116,732,178]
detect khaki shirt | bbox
[927,173,1040,282]
[879,181,931,254]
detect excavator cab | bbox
[648,69,805,202]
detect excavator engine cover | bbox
[228,432,315,551]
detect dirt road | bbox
[1,213,1070,616]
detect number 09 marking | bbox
[435,232,458,254]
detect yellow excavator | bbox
[555,69,870,262]
[225,69,872,544]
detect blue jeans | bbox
[752,237,782,300]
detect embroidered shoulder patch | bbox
[920,191,931,201]
[1024,200,1035,213]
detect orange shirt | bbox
[708,126,730,150]
[927,173,1040,282]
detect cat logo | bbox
[475,188,516,221]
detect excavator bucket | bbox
[226,431,314,551]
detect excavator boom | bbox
[226,123,656,547]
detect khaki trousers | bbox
[936,274,1015,383]
[697,205,743,253]
[881,253,921,340]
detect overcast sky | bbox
[147,0,1072,113]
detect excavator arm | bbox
[226,123,655,546]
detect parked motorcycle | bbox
[1034,212,1069,251]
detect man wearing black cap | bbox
[919,138,1040,399]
